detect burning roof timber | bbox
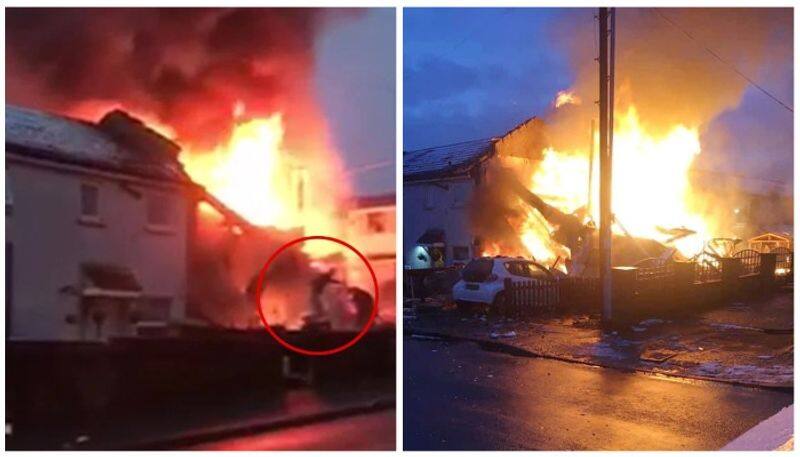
[5,104,255,231]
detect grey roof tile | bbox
[5,105,189,183]
[403,137,495,181]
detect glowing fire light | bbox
[179,114,294,228]
[518,106,711,266]
[177,105,346,258]
[554,90,581,108]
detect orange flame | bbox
[516,106,712,267]
[69,100,347,258]
[177,105,347,257]
[554,90,581,108]
[179,114,294,228]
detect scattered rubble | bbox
[405,291,794,388]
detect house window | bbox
[424,186,435,209]
[80,183,100,218]
[452,185,466,208]
[366,211,388,233]
[147,193,174,228]
[453,246,470,261]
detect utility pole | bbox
[598,8,615,323]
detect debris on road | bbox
[489,331,517,340]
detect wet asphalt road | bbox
[404,337,792,450]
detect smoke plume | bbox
[6,8,355,152]
[545,8,792,152]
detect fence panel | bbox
[733,249,761,276]
[504,250,792,319]
[772,247,793,284]
[507,277,599,316]
[694,258,722,283]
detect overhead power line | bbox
[345,159,395,176]
[651,8,793,114]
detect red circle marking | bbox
[253,235,379,356]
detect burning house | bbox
[3,7,390,337]
[404,8,793,282]
[404,107,793,278]
[5,103,376,341]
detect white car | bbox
[452,256,554,309]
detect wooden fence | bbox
[694,257,722,283]
[733,249,761,276]
[505,250,792,320]
[773,247,793,285]
[504,276,599,317]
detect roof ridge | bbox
[403,136,496,154]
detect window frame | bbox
[78,182,104,227]
[145,191,176,234]
[451,183,466,209]
[366,210,388,234]
[424,186,435,210]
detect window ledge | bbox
[77,215,105,228]
[145,224,176,235]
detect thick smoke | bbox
[6,8,355,152]
[550,8,793,238]
[545,8,792,152]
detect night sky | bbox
[404,8,793,193]
[317,8,396,196]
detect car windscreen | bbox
[525,262,552,278]
[504,261,552,279]
[461,258,494,282]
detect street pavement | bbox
[12,379,395,450]
[404,336,793,450]
[188,409,395,450]
[404,290,794,387]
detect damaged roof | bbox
[403,137,495,181]
[403,116,547,181]
[5,104,190,183]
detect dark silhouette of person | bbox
[310,268,340,319]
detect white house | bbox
[5,105,199,341]
[343,193,396,322]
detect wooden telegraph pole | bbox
[598,8,615,323]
